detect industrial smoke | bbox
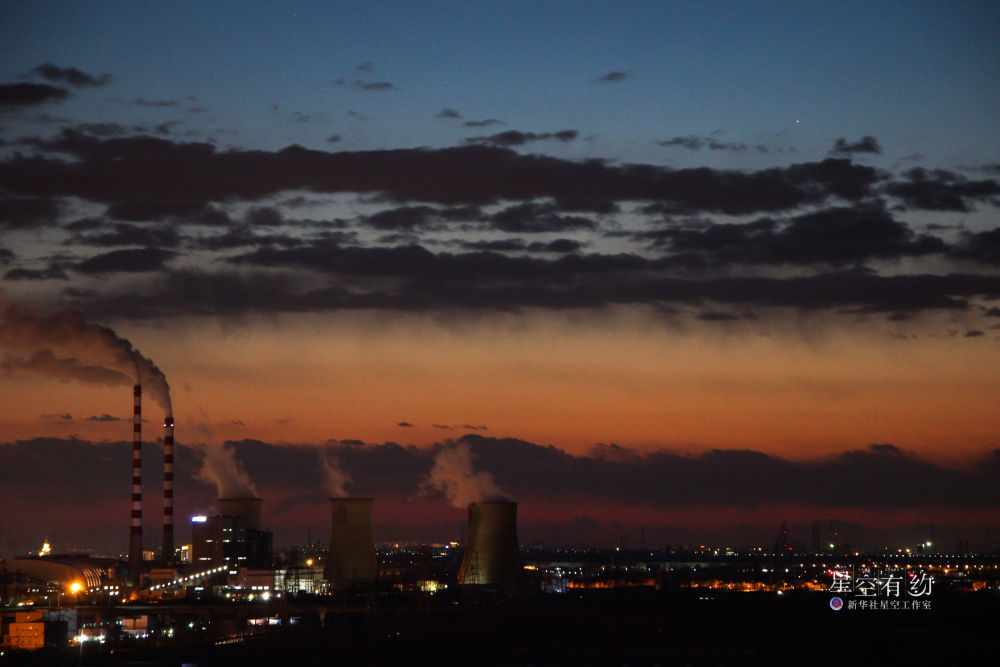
[193,424,257,499]
[0,302,172,412]
[424,440,507,508]
[320,450,352,498]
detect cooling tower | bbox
[458,501,522,588]
[218,497,262,531]
[162,415,174,563]
[324,498,377,589]
[127,385,143,585]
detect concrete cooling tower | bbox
[218,497,262,531]
[324,498,377,589]
[458,501,522,588]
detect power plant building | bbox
[458,501,522,588]
[191,500,272,570]
[324,498,377,589]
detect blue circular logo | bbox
[830,597,844,610]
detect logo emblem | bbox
[829,596,844,610]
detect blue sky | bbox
[2,1,998,164]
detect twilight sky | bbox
[1,1,999,556]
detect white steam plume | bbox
[192,423,257,498]
[0,302,172,413]
[423,441,507,508]
[319,450,352,497]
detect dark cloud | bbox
[326,134,342,143]
[0,248,15,264]
[984,307,1000,317]
[0,82,68,108]
[964,330,985,337]
[457,238,584,254]
[70,222,183,248]
[2,435,998,553]
[458,239,528,252]
[66,241,998,319]
[462,119,504,128]
[830,136,882,156]
[464,129,578,147]
[5,436,995,521]
[2,133,881,214]
[335,78,395,91]
[189,227,314,251]
[4,266,69,281]
[355,62,374,72]
[362,205,442,230]
[491,203,596,233]
[74,247,177,274]
[0,196,60,229]
[885,168,1000,212]
[597,71,631,83]
[73,122,130,136]
[642,205,946,265]
[397,421,415,428]
[64,217,105,231]
[535,239,584,253]
[436,108,461,119]
[952,226,1000,265]
[106,200,232,225]
[86,414,126,422]
[131,97,179,107]
[27,64,112,87]
[657,136,751,152]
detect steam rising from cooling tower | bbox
[424,441,508,508]
[458,502,522,588]
[193,424,257,499]
[320,450,352,498]
[325,498,376,590]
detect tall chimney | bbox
[324,498,376,590]
[162,415,174,563]
[127,385,143,585]
[458,501,522,588]
[218,497,262,531]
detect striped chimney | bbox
[127,385,143,585]
[162,415,174,563]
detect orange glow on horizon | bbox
[2,310,997,463]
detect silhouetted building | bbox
[191,515,272,569]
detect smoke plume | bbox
[0,302,172,412]
[320,450,352,497]
[2,349,134,386]
[192,423,257,498]
[423,441,508,508]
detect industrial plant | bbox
[2,384,1000,666]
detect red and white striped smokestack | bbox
[127,385,143,585]
[162,415,174,563]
